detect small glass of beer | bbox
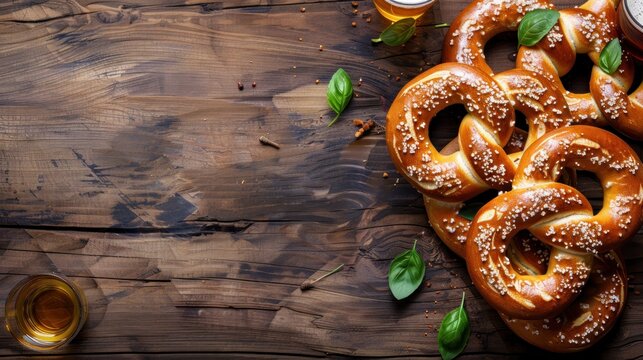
[373,0,437,22]
[4,274,88,351]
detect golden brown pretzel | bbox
[443,0,643,140]
[386,62,515,202]
[514,126,643,253]
[443,0,552,73]
[467,183,595,319]
[501,250,627,353]
[420,69,573,257]
[465,126,642,319]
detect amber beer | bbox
[373,0,437,22]
[5,274,88,351]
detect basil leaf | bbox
[458,202,484,221]
[599,38,622,74]
[372,18,416,46]
[326,68,354,127]
[517,9,560,47]
[388,239,425,300]
[438,293,470,360]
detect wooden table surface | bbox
[0,0,641,358]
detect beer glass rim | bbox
[624,0,643,30]
[384,0,436,8]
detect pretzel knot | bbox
[386,61,574,257]
[502,250,627,353]
[466,126,642,333]
[444,0,643,140]
[386,63,514,202]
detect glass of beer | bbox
[4,274,88,351]
[373,0,437,22]
[618,0,643,61]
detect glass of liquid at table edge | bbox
[373,0,437,22]
[618,0,643,61]
[5,274,88,351]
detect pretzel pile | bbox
[444,0,643,140]
[385,0,643,352]
[467,126,640,351]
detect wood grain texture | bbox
[0,0,640,358]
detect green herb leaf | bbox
[388,240,425,300]
[438,293,470,360]
[599,38,622,74]
[326,68,354,127]
[517,9,560,46]
[371,18,416,46]
[458,202,484,221]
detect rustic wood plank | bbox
[0,0,445,230]
[0,225,641,357]
[0,0,640,358]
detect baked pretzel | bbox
[386,62,515,202]
[465,126,642,319]
[514,126,643,253]
[423,131,525,258]
[501,233,624,352]
[414,69,573,257]
[468,183,595,319]
[443,0,643,140]
[502,250,627,352]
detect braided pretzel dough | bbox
[466,126,642,319]
[402,68,573,257]
[473,214,624,352]
[514,126,643,253]
[467,183,594,319]
[502,250,627,352]
[443,0,643,140]
[386,63,515,202]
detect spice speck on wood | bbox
[300,7,305,12]
[237,82,244,91]
[383,172,389,179]
[352,21,357,27]
[352,1,359,8]
[252,81,256,88]
[355,119,374,138]
[259,136,280,149]
[315,79,320,84]
[319,45,324,51]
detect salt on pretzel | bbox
[465,126,642,319]
[424,130,529,257]
[443,0,643,140]
[386,62,515,202]
[467,183,595,319]
[514,125,643,253]
[416,69,573,257]
[502,250,627,353]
